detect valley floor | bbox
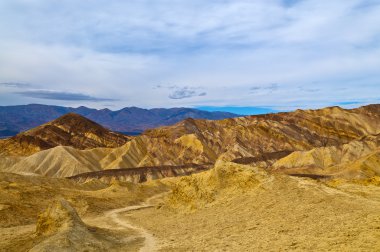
[1,170,380,251]
[122,176,380,251]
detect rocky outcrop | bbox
[31,199,125,252]
[272,134,380,178]
[166,161,271,211]
[0,113,130,156]
[35,199,86,236]
[68,164,212,183]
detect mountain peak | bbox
[48,113,100,130]
[0,113,130,156]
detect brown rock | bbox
[0,113,130,156]
[36,199,86,236]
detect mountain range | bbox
[0,104,238,137]
[1,104,380,251]
[1,104,379,179]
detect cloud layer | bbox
[15,90,116,102]
[0,0,379,110]
[167,86,207,99]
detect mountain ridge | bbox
[3,104,380,179]
[0,113,130,156]
[0,104,239,136]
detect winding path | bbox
[104,193,166,252]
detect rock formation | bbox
[3,104,380,180]
[2,146,112,177]
[31,199,125,252]
[272,134,380,178]
[0,113,130,156]
[35,199,86,236]
[166,161,271,210]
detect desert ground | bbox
[1,162,379,251]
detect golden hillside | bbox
[272,134,380,178]
[2,161,380,251]
[3,105,380,180]
[94,105,380,170]
[115,161,380,251]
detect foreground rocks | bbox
[31,199,126,252]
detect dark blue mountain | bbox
[0,104,239,137]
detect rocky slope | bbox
[2,162,380,251]
[3,104,380,179]
[30,199,128,252]
[0,104,238,136]
[35,199,87,236]
[0,145,211,178]
[68,164,211,184]
[166,161,270,211]
[129,161,380,251]
[0,172,168,251]
[0,113,130,156]
[1,146,112,177]
[272,134,380,178]
[97,104,380,169]
[0,171,167,229]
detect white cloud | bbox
[0,0,379,109]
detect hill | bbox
[272,134,380,177]
[0,104,239,136]
[130,161,380,251]
[2,146,112,177]
[1,156,380,251]
[0,113,130,156]
[0,171,168,251]
[97,105,380,170]
[3,104,380,179]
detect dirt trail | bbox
[102,193,167,252]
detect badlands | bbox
[0,105,380,251]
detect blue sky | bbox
[196,106,277,115]
[0,0,379,114]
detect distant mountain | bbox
[0,104,239,137]
[4,104,380,179]
[0,113,130,156]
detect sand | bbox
[120,163,380,251]
[1,162,380,251]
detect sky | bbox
[0,0,380,114]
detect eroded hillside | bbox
[1,161,380,251]
[65,104,380,172]
[3,105,380,180]
[124,161,380,251]
[0,113,130,157]
[0,171,170,251]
